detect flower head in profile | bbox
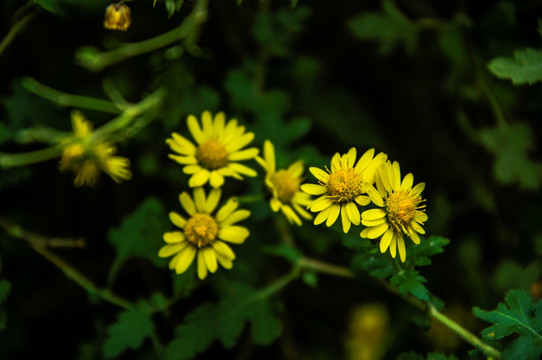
[166,111,259,188]
[301,148,387,233]
[59,111,132,187]
[256,140,312,226]
[104,2,131,31]
[159,187,250,280]
[360,161,427,262]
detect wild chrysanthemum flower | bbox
[360,161,427,262]
[104,2,131,31]
[159,187,250,280]
[166,111,259,188]
[59,111,132,187]
[256,140,312,226]
[301,148,387,233]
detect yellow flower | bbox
[360,161,428,262]
[301,148,387,233]
[159,187,250,280]
[59,111,132,187]
[256,140,312,226]
[104,2,131,31]
[166,111,259,188]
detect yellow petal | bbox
[209,171,225,188]
[330,153,341,172]
[401,173,414,191]
[410,182,426,198]
[411,221,425,234]
[340,205,351,233]
[346,147,357,167]
[263,140,276,173]
[355,195,371,206]
[309,167,329,183]
[301,183,326,195]
[226,132,255,152]
[362,208,386,221]
[205,188,222,213]
[408,227,421,244]
[325,204,341,227]
[229,148,259,161]
[201,111,213,134]
[221,209,251,227]
[310,196,333,212]
[212,240,236,259]
[182,164,202,175]
[397,235,406,262]
[216,253,233,269]
[367,222,389,239]
[179,192,196,216]
[228,163,257,177]
[216,197,239,222]
[168,154,198,165]
[193,187,206,213]
[189,169,211,187]
[355,148,375,171]
[218,226,249,244]
[345,202,361,225]
[379,229,394,253]
[197,251,208,280]
[175,245,197,274]
[391,161,401,191]
[213,112,225,136]
[314,206,332,225]
[367,186,384,207]
[389,235,397,258]
[202,247,218,273]
[163,231,185,244]
[169,211,187,228]
[187,115,204,144]
[158,243,187,257]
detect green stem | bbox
[0,9,36,57]
[0,146,61,169]
[22,77,121,114]
[32,245,134,310]
[297,256,502,360]
[256,266,301,300]
[76,0,209,72]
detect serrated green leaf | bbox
[351,252,395,279]
[348,0,419,54]
[478,123,541,189]
[488,48,542,85]
[103,306,155,358]
[165,283,281,359]
[473,289,542,360]
[390,270,429,301]
[108,197,169,278]
[407,236,450,268]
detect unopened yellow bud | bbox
[104,3,131,31]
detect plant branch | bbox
[0,8,36,57]
[297,255,502,359]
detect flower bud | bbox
[104,3,131,31]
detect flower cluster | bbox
[162,111,260,279]
[59,111,132,187]
[302,148,427,262]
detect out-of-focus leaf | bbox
[348,0,419,54]
[478,123,541,189]
[103,301,155,358]
[33,0,61,13]
[108,197,169,279]
[488,48,542,85]
[493,260,541,294]
[407,236,450,268]
[165,283,281,360]
[165,0,184,18]
[473,289,542,360]
[263,244,302,264]
[351,252,394,279]
[390,270,429,301]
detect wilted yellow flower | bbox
[159,187,250,280]
[345,303,390,360]
[256,140,312,226]
[104,2,131,31]
[166,111,259,188]
[360,161,427,262]
[59,111,132,187]
[301,148,387,233]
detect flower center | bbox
[196,139,228,169]
[326,168,363,203]
[184,213,219,248]
[386,191,419,233]
[270,170,300,203]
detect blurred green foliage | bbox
[1,0,542,359]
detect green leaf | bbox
[473,289,542,360]
[488,48,542,85]
[478,123,541,189]
[0,280,9,303]
[172,267,199,299]
[165,283,281,359]
[108,197,169,279]
[390,270,429,301]
[165,0,184,18]
[407,236,450,268]
[103,303,155,358]
[33,0,61,13]
[351,252,395,279]
[262,244,302,264]
[348,0,419,54]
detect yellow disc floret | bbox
[326,168,363,203]
[386,191,421,233]
[196,139,229,169]
[184,213,219,248]
[270,170,301,203]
